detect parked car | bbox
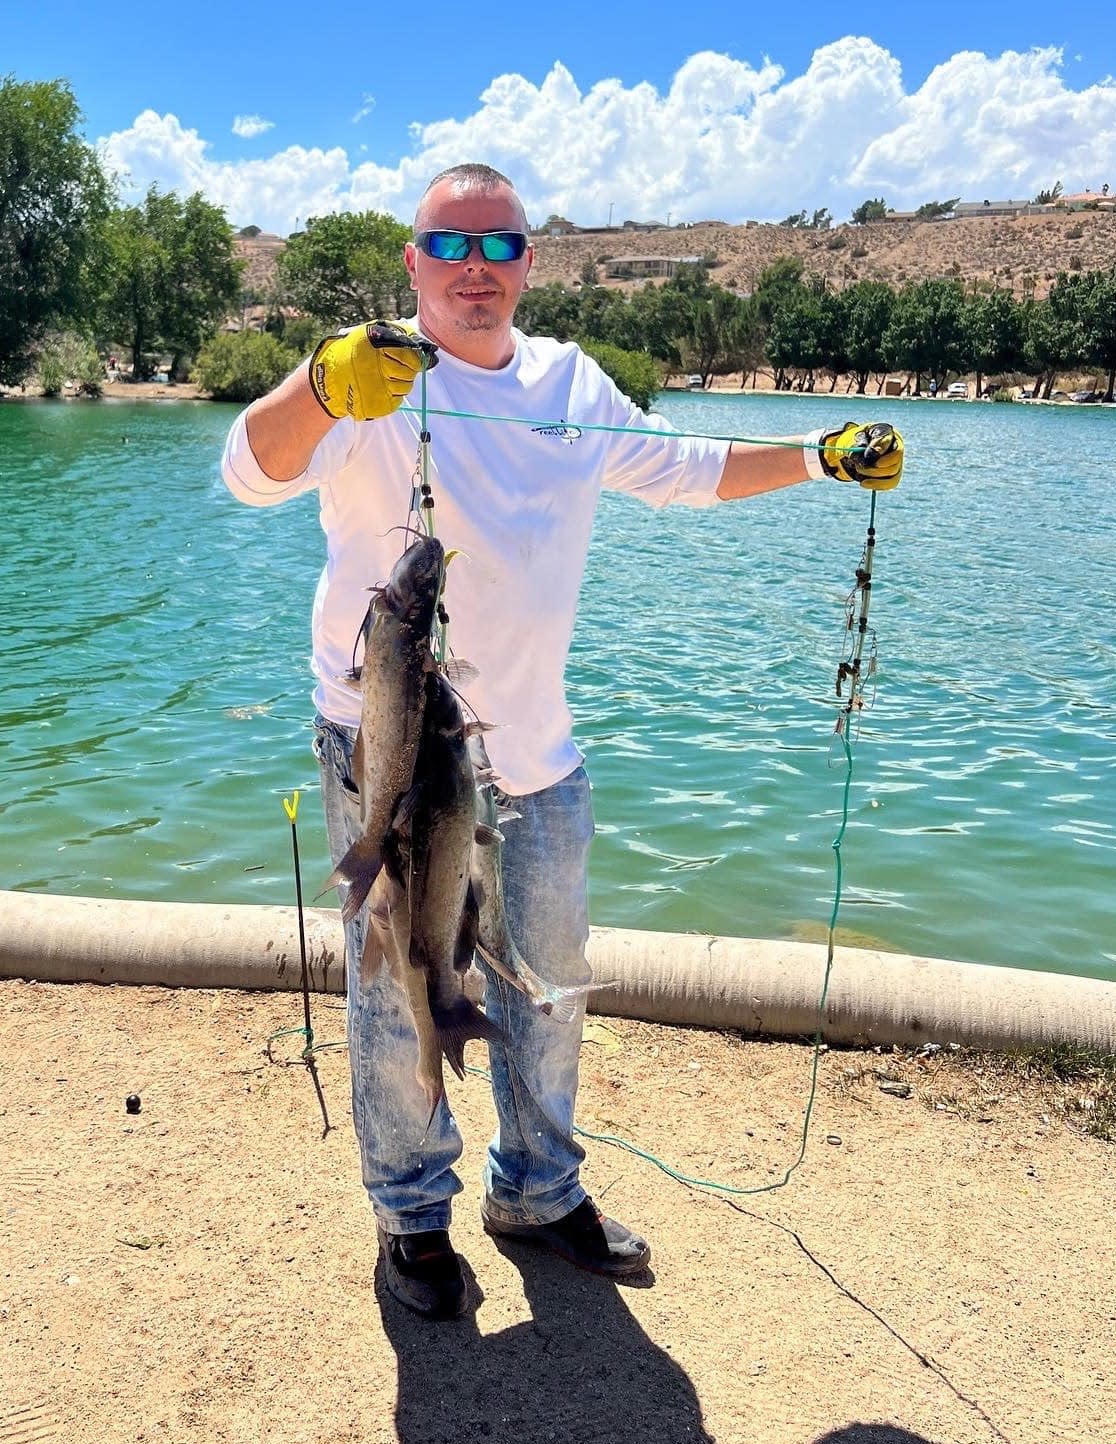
[686,374,704,390]
[946,381,968,399]
[1069,389,1102,403]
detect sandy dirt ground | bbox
[2,979,1112,1444]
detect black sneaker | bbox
[482,1197,651,1277]
[376,1226,468,1319]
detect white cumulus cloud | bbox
[98,42,1116,235]
[232,114,275,139]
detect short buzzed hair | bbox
[413,164,527,233]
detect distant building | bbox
[619,219,666,232]
[950,199,1047,219]
[1057,189,1115,211]
[535,214,580,236]
[604,255,702,280]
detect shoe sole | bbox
[482,1217,651,1278]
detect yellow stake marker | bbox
[283,790,300,823]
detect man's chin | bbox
[453,307,501,333]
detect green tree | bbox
[778,208,831,230]
[1022,299,1067,399]
[753,257,807,387]
[883,279,968,390]
[514,282,580,340]
[578,339,662,410]
[35,330,103,396]
[163,192,243,376]
[964,288,1025,396]
[100,188,242,379]
[681,298,721,385]
[851,198,888,224]
[1039,273,1090,396]
[838,281,896,393]
[0,77,112,384]
[277,211,410,326]
[192,330,298,402]
[766,277,837,390]
[576,284,626,342]
[915,197,960,221]
[1077,268,1116,402]
[1033,182,1063,206]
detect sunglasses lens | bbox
[424,231,471,261]
[479,232,526,261]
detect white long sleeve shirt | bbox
[222,329,729,796]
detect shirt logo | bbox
[531,420,582,445]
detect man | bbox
[222,163,903,1320]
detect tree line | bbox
[517,258,1116,403]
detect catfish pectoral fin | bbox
[431,997,503,1081]
[534,982,593,1026]
[474,941,593,1025]
[442,659,479,686]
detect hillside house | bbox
[604,255,702,280]
[536,215,580,236]
[1057,190,1115,211]
[950,199,1049,219]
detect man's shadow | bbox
[814,1431,934,1444]
[378,1238,713,1444]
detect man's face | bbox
[404,180,533,356]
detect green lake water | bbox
[1,393,1113,980]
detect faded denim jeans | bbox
[313,716,594,1236]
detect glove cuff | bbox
[308,335,347,419]
[802,428,834,481]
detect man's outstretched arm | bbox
[717,422,904,500]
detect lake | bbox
[1,391,1113,979]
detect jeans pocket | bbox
[313,717,361,813]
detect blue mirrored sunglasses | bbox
[415,229,529,262]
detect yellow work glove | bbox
[308,321,438,422]
[817,421,904,490]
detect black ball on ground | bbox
[125,1094,141,1114]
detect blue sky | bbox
[8,1,1116,231]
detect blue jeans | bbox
[313,717,594,1236]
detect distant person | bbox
[220,163,905,1320]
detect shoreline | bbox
[5,378,1112,409]
[0,380,206,403]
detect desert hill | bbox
[236,210,1116,303]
